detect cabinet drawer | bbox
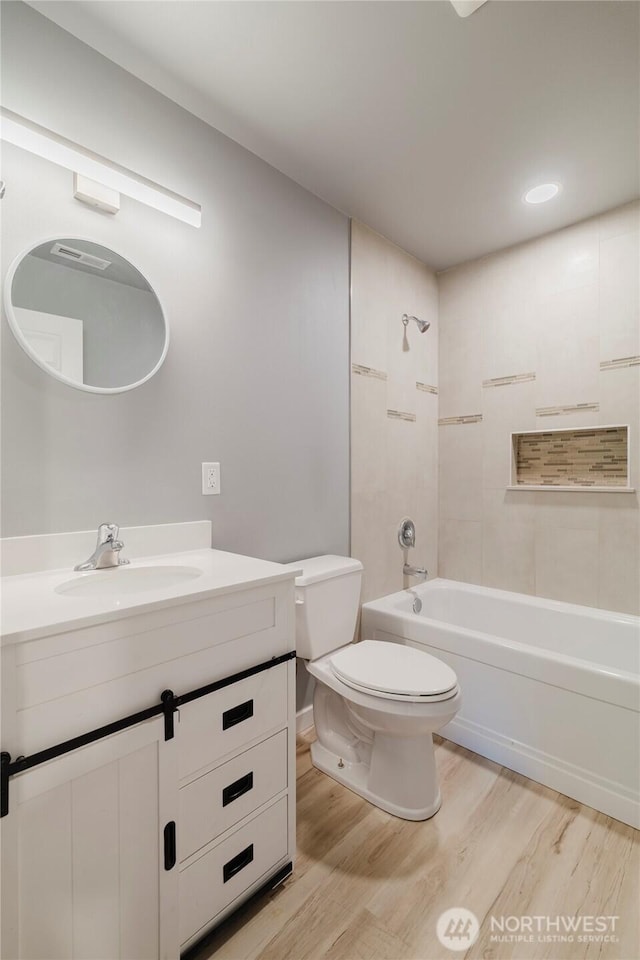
[178,663,288,779]
[179,797,288,947]
[179,730,287,861]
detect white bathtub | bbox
[361,579,640,828]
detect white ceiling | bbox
[28,0,639,270]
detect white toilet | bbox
[292,555,461,820]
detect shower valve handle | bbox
[398,518,416,549]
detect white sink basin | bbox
[55,565,203,599]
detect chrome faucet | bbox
[403,562,428,583]
[75,523,129,571]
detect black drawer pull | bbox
[222,699,254,730]
[222,771,254,807]
[164,821,176,871]
[223,843,254,883]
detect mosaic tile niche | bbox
[512,426,629,488]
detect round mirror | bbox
[4,238,168,393]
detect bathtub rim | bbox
[366,576,639,628]
[361,579,640,713]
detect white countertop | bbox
[0,548,298,645]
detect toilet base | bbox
[310,736,442,821]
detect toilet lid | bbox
[330,640,457,698]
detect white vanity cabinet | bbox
[175,662,292,952]
[1,719,176,960]
[0,556,297,960]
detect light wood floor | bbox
[196,730,639,960]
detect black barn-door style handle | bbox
[222,771,254,807]
[164,821,177,870]
[223,843,254,883]
[222,699,254,730]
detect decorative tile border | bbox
[482,372,536,388]
[352,363,387,381]
[536,403,599,418]
[416,382,438,394]
[600,356,640,371]
[438,414,483,426]
[387,409,416,422]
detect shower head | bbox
[402,313,431,333]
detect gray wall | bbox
[1,2,350,567]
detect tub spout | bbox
[403,563,428,582]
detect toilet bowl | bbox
[289,556,461,820]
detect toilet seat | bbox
[330,640,458,702]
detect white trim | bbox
[512,422,628,435]
[296,704,314,734]
[507,485,635,493]
[442,715,640,829]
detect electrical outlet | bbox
[202,462,220,496]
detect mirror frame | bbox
[3,235,170,394]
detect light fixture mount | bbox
[74,174,120,215]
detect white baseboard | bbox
[443,715,640,829]
[296,704,314,734]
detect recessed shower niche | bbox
[510,425,632,492]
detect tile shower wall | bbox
[351,222,438,603]
[438,201,639,614]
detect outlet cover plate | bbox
[202,462,220,496]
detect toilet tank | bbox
[287,556,363,660]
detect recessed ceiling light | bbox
[523,182,561,205]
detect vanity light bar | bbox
[0,107,202,228]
